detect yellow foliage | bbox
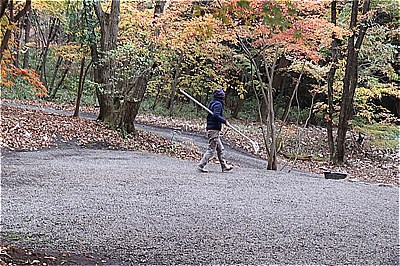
[54,44,87,62]
[6,21,18,31]
[119,0,231,55]
[32,0,68,17]
[119,1,154,44]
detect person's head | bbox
[213,89,225,99]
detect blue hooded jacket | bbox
[206,97,226,131]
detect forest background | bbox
[0,0,399,183]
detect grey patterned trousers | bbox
[198,130,228,169]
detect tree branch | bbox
[0,0,8,19]
[93,0,104,23]
[355,0,371,49]
[14,0,30,21]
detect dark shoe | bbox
[197,166,209,173]
[222,165,233,172]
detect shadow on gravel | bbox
[0,244,119,265]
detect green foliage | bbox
[66,0,98,47]
[275,105,324,125]
[1,79,39,100]
[179,56,226,94]
[100,41,155,95]
[322,8,399,125]
[359,26,398,83]
[262,2,293,30]
[353,3,399,123]
[139,96,203,120]
[237,0,251,9]
[354,122,400,149]
[147,41,242,110]
[285,58,328,81]
[371,0,400,26]
[52,79,97,106]
[234,97,259,120]
[355,84,398,123]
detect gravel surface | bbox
[1,147,399,265]
[136,123,263,169]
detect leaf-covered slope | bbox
[0,104,201,161]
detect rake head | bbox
[251,141,260,154]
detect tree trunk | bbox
[14,16,24,67]
[48,56,63,96]
[231,73,247,119]
[22,8,32,69]
[0,29,12,62]
[92,0,120,121]
[0,0,31,62]
[282,60,305,123]
[74,57,86,117]
[335,0,370,163]
[0,0,8,19]
[155,0,170,14]
[152,84,164,110]
[237,33,279,170]
[92,0,157,135]
[36,17,60,87]
[167,52,183,115]
[100,74,150,135]
[231,98,244,119]
[259,96,268,123]
[326,0,338,160]
[264,48,279,170]
[50,60,71,99]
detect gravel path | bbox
[1,147,399,265]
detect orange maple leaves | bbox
[272,18,346,62]
[224,0,348,63]
[1,51,47,97]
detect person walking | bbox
[197,89,233,173]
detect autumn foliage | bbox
[1,51,47,97]
[0,0,47,97]
[0,0,398,169]
[220,0,347,63]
